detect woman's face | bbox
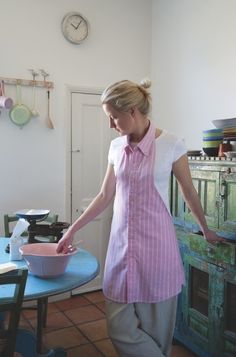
[103,103,134,136]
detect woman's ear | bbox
[129,107,136,117]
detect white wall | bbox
[151,0,236,149]
[0,0,151,235]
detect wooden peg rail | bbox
[0,76,54,89]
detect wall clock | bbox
[61,12,89,44]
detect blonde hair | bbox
[101,79,152,115]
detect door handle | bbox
[71,149,80,153]
[220,181,226,199]
[75,207,86,214]
[216,304,224,319]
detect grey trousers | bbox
[105,295,178,357]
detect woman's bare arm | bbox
[172,154,224,244]
[57,163,116,252]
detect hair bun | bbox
[140,78,151,89]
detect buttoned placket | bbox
[125,146,143,301]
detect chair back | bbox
[0,269,28,357]
[4,214,28,238]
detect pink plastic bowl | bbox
[19,243,77,278]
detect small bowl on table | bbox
[19,243,78,278]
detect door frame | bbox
[65,85,104,225]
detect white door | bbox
[71,91,115,293]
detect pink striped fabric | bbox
[103,123,184,303]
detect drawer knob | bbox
[217,266,225,272]
[220,181,226,199]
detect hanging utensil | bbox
[0,80,13,110]
[9,84,32,127]
[39,69,49,83]
[31,80,39,117]
[28,69,39,117]
[46,90,54,129]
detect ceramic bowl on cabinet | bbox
[202,147,219,157]
[225,151,236,159]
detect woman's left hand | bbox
[203,229,226,245]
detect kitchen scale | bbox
[15,209,70,244]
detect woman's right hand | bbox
[56,229,74,254]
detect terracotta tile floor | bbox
[19,290,198,357]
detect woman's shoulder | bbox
[156,128,183,144]
[109,136,126,156]
[110,135,126,148]
[155,129,187,158]
[108,136,126,164]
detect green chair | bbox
[0,270,65,357]
[4,214,28,238]
[0,269,28,357]
[3,213,59,328]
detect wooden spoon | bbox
[46,90,54,129]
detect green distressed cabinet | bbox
[171,157,236,357]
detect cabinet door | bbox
[181,254,224,356]
[220,266,236,356]
[184,170,219,230]
[219,172,236,233]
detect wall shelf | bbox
[0,76,54,89]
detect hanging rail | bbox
[0,76,54,89]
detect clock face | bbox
[62,12,88,44]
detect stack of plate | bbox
[212,118,236,129]
[222,127,236,140]
[202,129,223,156]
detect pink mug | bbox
[0,80,13,109]
[0,95,13,109]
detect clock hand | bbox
[75,20,83,30]
[71,23,77,29]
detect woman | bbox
[57,79,223,357]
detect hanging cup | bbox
[0,80,13,109]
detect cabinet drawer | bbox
[189,233,236,265]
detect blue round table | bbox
[0,238,100,353]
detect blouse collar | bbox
[125,121,156,156]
